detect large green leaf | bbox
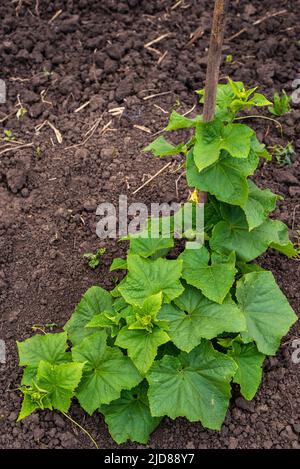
[37,361,84,412]
[109,258,127,271]
[129,234,174,258]
[101,384,161,444]
[210,205,288,261]
[17,332,69,367]
[166,110,202,131]
[19,360,84,421]
[159,286,246,352]
[193,120,253,171]
[72,331,142,414]
[179,246,236,304]
[241,180,278,230]
[143,136,185,157]
[64,286,113,345]
[228,342,265,400]
[236,272,297,355]
[118,255,183,306]
[147,341,237,429]
[186,150,258,206]
[115,326,170,374]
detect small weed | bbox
[42,68,53,78]
[3,129,15,142]
[83,247,106,269]
[35,146,43,158]
[270,142,295,166]
[16,107,27,120]
[268,90,291,117]
[225,54,233,63]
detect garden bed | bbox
[0,0,299,449]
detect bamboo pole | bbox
[197,0,229,203]
[203,0,229,122]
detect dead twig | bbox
[40,90,53,106]
[35,120,63,144]
[183,103,196,116]
[153,104,168,114]
[0,142,34,156]
[133,125,152,134]
[132,162,172,195]
[144,33,171,49]
[171,0,184,10]
[157,50,168,66]
[185,26,204,48]
[100,120,113,135]
[74,101,90,113]
[108,107,125,118]
[48,9,62,23]
[226,9,287,42]
[64,115,103,150]
[35,0,40,16]
[0,111,15,123]
[143,91,173,101]
[175,171,186,197]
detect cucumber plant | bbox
[16,78,298,445]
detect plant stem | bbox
[234,115,283,137]
[61,411,99,449]
[203,0,229,122]
[199,0,229,203]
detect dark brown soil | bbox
[0,0,299,450]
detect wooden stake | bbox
[198,0,229,203]
[203,0,229,122]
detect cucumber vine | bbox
[16,79,298,445]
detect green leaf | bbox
[110,258,127,271]
[100,384,161,444]
[250,135,272,161]
[129,234,174,258]
[248,93,272,107]
[21,366,39,386]
[186,150,258,206]
[72,331,142,414]
[271,241,298,258]
[269,220,298,258]
[210,205,288,261]
[166,111,202,131]
[236,272,297,355]
[64,286,113,345]
[143,136,185,157]
[237,262,265,275]
[118,255,183,306]
[159,286,246,352]
[86,311,120,329]
[193,120,223,171]
[37,361,84,412]
[147,341,237,429]
[179,246,236,304]
[222,124,254,158]
[18,394,41,421]
[193,120,253,172]
[17,332,69,367]
[228,342,265,400]
[115,326,170,374]
[241,180,278,230]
